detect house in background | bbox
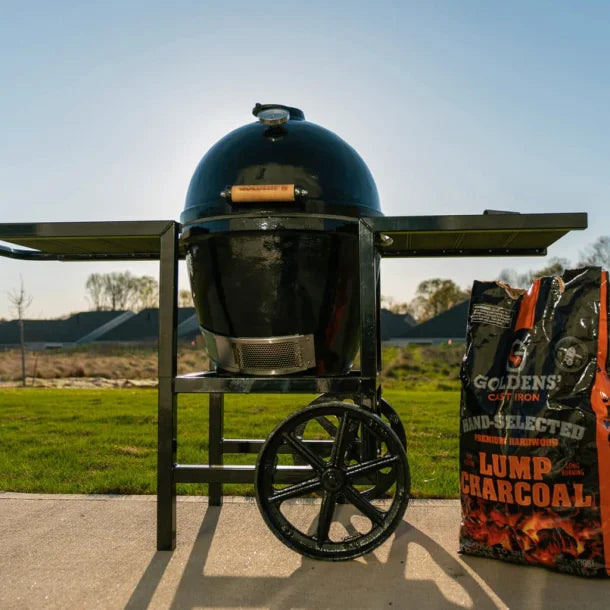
[379,309,417,341]
[94,307,198,343]
[1,307,424,349]
[385,300,470,345]
[0,308,198,349]
[0,310,134,350]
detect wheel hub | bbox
[321,467,345,492]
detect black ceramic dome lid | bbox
[181,104,381,225]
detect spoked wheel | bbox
[294,394,407,499]
[255,402,410,561]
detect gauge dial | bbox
[257,107,290,125]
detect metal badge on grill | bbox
[201,327,316,375]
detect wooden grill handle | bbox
[221,184,308,203]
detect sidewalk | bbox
[1,493,609,609]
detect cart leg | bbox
[157,222,178,550]
[157,383,177,549]
[358,218,383,466]
[209,392,224,506]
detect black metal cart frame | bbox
[0,212,587,550]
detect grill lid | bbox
[181,103,381,225]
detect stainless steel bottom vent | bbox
[201,327,316,375]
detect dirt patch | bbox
[0,343,465,389]
[0,344,208,385]
[0,377,158,389]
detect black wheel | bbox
[255,402,410,561]
[294,394,407,499]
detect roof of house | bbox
[0,308,199,344]
[97,307,197,341]
[0,302,470,345]
[379,309,417,340]
[0,311,130,344]
[403,300,470,339]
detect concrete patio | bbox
[1,493,609,609]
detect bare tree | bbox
[132,276,159,310]
[179,289,194,308]
[7,277,33,387]
[103,271,137,310]
[530,257,571,280]
[85,273,107,310]
[498,257,571,289]
[380,295,409,314]
[579,236,610,269]
[86,272,162,311]
[497,268,529,289]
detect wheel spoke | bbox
[315,416,338,437]
[282,432,326,473]
[342,485,385,525]
[345,455,399,479]
[269,477,322,504]
[330,412,353,467]
[316,491,337,546]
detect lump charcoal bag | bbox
[459,267,610,576]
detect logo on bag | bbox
[554,337,588,373]
[507,339,527,372]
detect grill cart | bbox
[0,212,586,560]
[0,104,587,560]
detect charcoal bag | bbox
[459,267,610,576]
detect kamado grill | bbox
[0,103,588,561]
[180,104,410,559]
[181,103,380,377]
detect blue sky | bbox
[1,1,608,319]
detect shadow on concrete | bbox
[124,550,173,610]
[126,504,504,609]
[460,553,610,610]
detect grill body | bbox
[181,105,381,376]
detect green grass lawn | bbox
[0,388,460,498]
